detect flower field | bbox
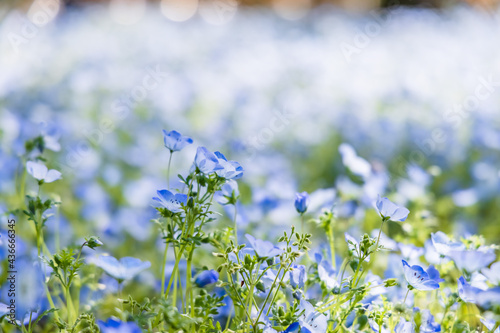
[0,4,500,333]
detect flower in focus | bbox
[376,197,410,222]
[195,269,219,287]
[431,231,465,256]
[447,249,496,273]
[162,130,193,152]
[26,161,62,183]
[194,146,223,174]
[294,192,310,214]
[245,234,283,258]
[98,318,142,333]
[152,189,187,213]
[402,260,442,290]
[94,255,151,282]
[214,151,243,179]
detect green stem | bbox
[167,151,173,188]
[328,222,336,270]
[233,204,238,247]
[375,219,386,249]
[160,239,169,296]
[403,289,410,304]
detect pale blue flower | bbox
[480,318,500,333]
[431,232,464,256]
[418,309,441,333]
[162,130,193,152]
[395,318,415,333]
[402,260,442,290]
[215,180,239,205]
[318,260,339,291]
[289,264,306,289]
[152,189,187,213]
[294,192,309,214]
[95,255,151,282]
[376,197,409,222]
[195,269,219,287]
[245,234,283,258]
[475,287,500,309]
[194,147,223,174]
[26,161,62,183]
[214,151,244,179]
[338,143,371,179]
[448,249,496,273]
[298,300,328,333]
[457,276,483,303]
[482,262,500,285]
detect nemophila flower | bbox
[398,243,424,261]
[457,276,483,303]
[294,192,310,214]
[214,151,244,179]
[475,287,500,309]
[26,161,62,183]
[318,260,339,290]
[215,180,239,205]
[289,264,306,289]
[97,318,142,333]
[152,189,187,213]
[0,303,8,317]
[283,322,300,332]
[162,130,193,152]
[482,262,500,285]
[195,269,219,287]
[447,249,496,273]
[430,232,465,256]
[338,143,371,179]
[245,234,283,258]
[298,300,328,333]
[394,318,415,333]
[95,255,151,282]
[194,146,223,174]
[481,318,500,333]
[376,197,410,222]
[419,309,441,333]
[402,260,442,290]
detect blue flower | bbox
[376,197,409,222]
[418,309,441,333]
[395,318,415,333]
[481,318,500,333]
[475,287,500,309]
[162,130,193,152]
[95,255,151,282]
[338,143,371,179]
[26,161,62,183]
[402,260,442,290]
[195,269,219,287]
[215,180,239,205]
[447,249,496,273]
[298,300,328,333]
[457,276,483,303]
[482,262,500,285]
[430,232,464,256]
[289,264,306,289]
[194,147,223,174]
[97,318,142,333]
[152,189,187,213]
[294,192,310,214]
[245,234,283,258]
[214,151,244,179]
[284,322,300,332]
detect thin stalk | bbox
[403,289,410,304]
[375,219,386,249]
[160,238,169,296]
[233,204,238,247]
[328,222,336,269]
[167,151,173,188]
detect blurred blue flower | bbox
[417,309,441,333]
[26,161,62,183]
[195,269,219,287]
[431,232,464,256]
[481,318,500,333]
[298,300,328,333]
[245,234,283,258]
[98,318,142,333]
[376,197,409,222]
[95,255,151,282]
[447,249,496,273]
[214,151,244,179]
[457,276,483,303]
[475,287,500,309]
[162,130,193,152]
[402,260,441,290]
[194,147,223,174]
[482,262,500,285]
[338,143,371,179]
[152,189,187,213]
[215,180,239,205]
[289,264,306,289]
[394,317,415,333]
[318,259,339,291]
[294,192,309,214]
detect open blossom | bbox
[162,130,193,152]
[195,269,219,287]
[26,161,62,183]
[447,249,496,273]
[402,260,443,290]
[376,197,409,222]
[431,232,465,256]
[152,189,187,213]
[245,234,283,258]
[214,151,243,179]
[94,255,151,282]
[194,146,223,174]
